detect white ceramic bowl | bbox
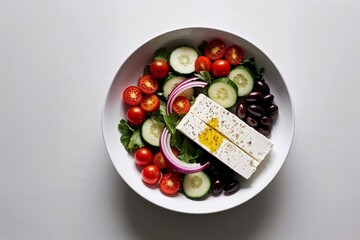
[102,27,294,214]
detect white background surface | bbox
[1,0,359,239]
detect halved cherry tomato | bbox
[212,59,231,77]
[150,59,169,79]
[194,56,212,73]
[140,94,160,112]
[134,147,153,167]
[126,106,147,125]
[159,173,181,195]
[172,96,190,115]
[153,151,168,169]
[204,39,226,61]
[123,86,143,106]
[142,165,161,185]
[138,74,158,94]
[225,45,244,65]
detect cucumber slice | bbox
[208,77,238,108]
[169,46,198,74]
[162,75,194,100]
[227,66,255,97]
[183,171,211,199]
[141,118,164,147]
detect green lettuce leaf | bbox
[239,57,265,81]
[178,138,203,164]
[118,119,145,152]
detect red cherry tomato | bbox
[204,39,226,61]
[150,60,169,79]
[134,147,153,167]
[141,165,161,185]
[153,151,168,169]
[159,173,181,195]
[194,56,212,73]
[126,106,147,125]
[212,59,231,77]
[138,74,158,94]
[224,45,244,65]
[172,96,190,115]
[140,94,160,112]
[123,86,143,106]
[171,147,180,157]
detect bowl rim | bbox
[101,26,295,214]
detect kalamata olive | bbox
[236,103,247,119]
[246,116,258,127]
[267,104,279,116]
[260,115,273,126]
[263,94,274,105]
[223,179,240,194]
[257,126,271,136]
[247,104,265,118]
[255,81,270,95]
[211,179,223,194]
[246,92,263,103]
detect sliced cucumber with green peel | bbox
[169,46,198,74]
[227,66,255,97]
[141,118,164,147]
[183,171,211,199]
[162,75,194,100]
[208,77,238,108]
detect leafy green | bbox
[170,130,183,150]
[195,71,212,84]
[178,138,203,163]
[151,100,180,135]
[163,113,179,135]
[118,119,145,152]
[127,129,144,150]
[239,57,265,81]
[153,47,169,61]
[143,64,151,75]
[197,40,208,55]
[150,100,167,124]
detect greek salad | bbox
[118,39,278,199]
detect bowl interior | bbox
[102,27,294,214]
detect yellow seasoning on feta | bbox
[198,118,224,153]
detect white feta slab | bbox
[176,111,258,179]
[189,94,273,162]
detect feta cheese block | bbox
[176,111,258,179]
[189,94,273,162]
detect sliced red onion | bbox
[167,76,199,100]
[160,128,210,174]
[166,81,208,115]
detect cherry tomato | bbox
[123,86,143,106]
[140,94,160,112]
[153,151,168,169]
[172,96,190,115]
[225,45,244,65]
[134,147,153,167]
[138,74,158,94]
[171,147,180,157]
[150,59,169,79]
[211,59,231,77]
[126,106,147,125]
[159,173,181,195]
[141,165,161,185]
[194,56,212,73]
[204,39,226,61]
